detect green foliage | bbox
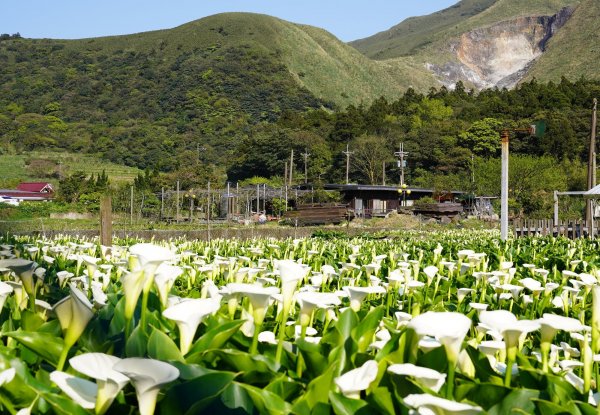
[459,118,503,157]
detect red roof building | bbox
[0,182,54,202]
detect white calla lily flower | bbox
[70,353,130,415]
[0,281,14,311]
[334,360,378,399]
[113,358,179,415]
[403,393,482,415]
[50,371,98,410]
[388,363,446,393]
[163,298,221,355]
[154,264,183,308]
[408,312,471,365]
[0,367,15,387]
[53,284,95,369]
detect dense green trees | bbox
[1,33,599,218]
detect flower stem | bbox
[249,324,261,355]
[446,363,455,399]
[0,391,16,415]
[140,289,149,334]
[56,342,72,371]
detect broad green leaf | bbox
[169,361,225,380]
[147,327,184,362]
[186,319,245,358]
[237,382,292,415]
[464,345,502,383]
[456,382,511,410]
[221,381,254,413]
[296,338,328,377]
[488,388,539,415]
[533,399,580,415]
[5,330,64,366]
[329,391,368,415]
[336,308,358,342]
[352,306,384,353]
[160,372,235,414]
[42,392,89,415]
[264,375,302,402]
[20,310,44,331]
[125,325,147,357]
[200,349,279,374]
[295,363,337,410]
[366,387,395,415]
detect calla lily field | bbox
[1,230,600,414]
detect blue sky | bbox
[1,1,458,42]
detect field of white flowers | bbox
[0,230,599,414]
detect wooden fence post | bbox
[100,196,112,247]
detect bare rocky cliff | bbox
[426,6,575,89]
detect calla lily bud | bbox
[54,283,95,348]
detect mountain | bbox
[0,12,436,121]
[350,0,599,89]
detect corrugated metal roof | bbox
[584,184,600,198]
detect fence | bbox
[512,219,600,239]
[111,184,321,225]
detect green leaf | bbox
[199,349,279,374]
[160,372,235,414]
[366,387,395,415]
[296,338,328,377]
[464,345,502,383]
[20,310,44,331]
[294,363,337,411]
[329,391,368,415]
[186,319,245,359]
[336,308,359,342]
[125,325,147,357]
[221,381,254,413]
[237,382,292,415]
[42,392,89,415]
[533,399,580,415]
[456,383,511,410]
[488,388,539,415]
[264,375,302,402]
[352,306,384,353]
[4,330,64,366]
[147,327,184,362]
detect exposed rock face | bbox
[427,7,575,89]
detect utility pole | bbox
[500,131,509,241]
[256,184,260,213]
[130,186,134,225]
[289,150,294,187]
[394,143,409,186]
[176,180,180,224]
[302,149,310,184]
[160,187,164,220]
[342,144,353,185]
[587,98,598,234]
[207,181,211,241]
[382,161,386,186]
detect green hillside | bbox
[351,0,581,60]
[526,0,600,82]
[0,152,140,188]
[350,0,497,59]
[0,12,432,117]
